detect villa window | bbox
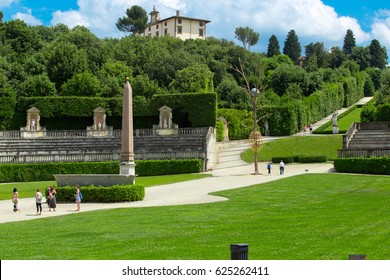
[199,29,204,37]
[177,26,182,34]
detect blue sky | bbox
[1,0,389,56]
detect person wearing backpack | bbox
[36,188,43,215]
[75,185,82,212]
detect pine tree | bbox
[283,30,301,65]
[116,5,148,34]
[369,39,388,69]
[267,35,280,57]
[234,26,259,50]
[343,29,356,55]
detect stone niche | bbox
[20,107,46,138]
[87,107,113,137]
[153,105,178,136]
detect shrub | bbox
[0,159,202,183]
[53,184,145,203]
[298,156,327,163]
[334,157,390,175]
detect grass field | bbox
[0,174,389,260]
[0,174,211,201]
[241,135,342,162]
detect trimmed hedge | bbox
[0,159,202,183]
[334,157,390,175]
[298,156,327,163]
[13,93,217,130]
[271,157,293,164]
[53,184,145,203]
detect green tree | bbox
[343,29,356,55]
[304,42,328,69]
[18,74,56,97]
[234,26,259,50]
[270,64,307,96]
[350,46,371,70]
[328,47,346,69]
[169,64,214,93]
[116,5,148,34]
[376,68,390,105]
[283,30,301,65]
[61,72,101,97]
[216,77,250,110]
[46,42,88,89]
[0,19,43,54]
[267,35,280,57]
[369,39,388,69]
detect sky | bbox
[1,0,390,57]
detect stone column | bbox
[120,78,136,176]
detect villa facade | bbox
[139,7,210,40]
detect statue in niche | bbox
[30,119,36,131]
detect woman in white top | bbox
[36,189,43,215]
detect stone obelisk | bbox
[120,78,136,178]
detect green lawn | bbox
[0,174,389,260]
[242,135,342,162]
[0,174,211,201]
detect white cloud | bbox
[0,0,16,8]
[371,10,390,50]
[12,9,43,25]
[45,0,389,54]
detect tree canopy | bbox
[234,26,259,50]
[116,5,148,34]
[283,30,301,65]
[343,29,356,55]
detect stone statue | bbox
[30,119,36,131]
[332,111,338,126]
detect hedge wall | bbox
[54,184,145,203]
[334,157,390,175]
[10,93,217,130]
[0,159,202,183]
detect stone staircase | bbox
[338,122,390,157]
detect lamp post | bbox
[250,88,261,175]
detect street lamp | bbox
[249,88,262,175]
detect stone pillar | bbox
[120,78,136,177]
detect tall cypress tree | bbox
[267,35,280,57]
[343,29,356,55]
[283,30,301,65]
[369,39,388,69]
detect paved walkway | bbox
[2,98,373,224]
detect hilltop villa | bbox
[139,6,211,40]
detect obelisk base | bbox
[120,161,136,177]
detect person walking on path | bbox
[267,162,271,175]
[48,186,56,212]
[75,185,81,212]
[12,188,20,212]
[279,160,285,175]
[35,189,43,215]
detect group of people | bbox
[303,124,314,134]
[11,185,82,214]
[266,160,285,175]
